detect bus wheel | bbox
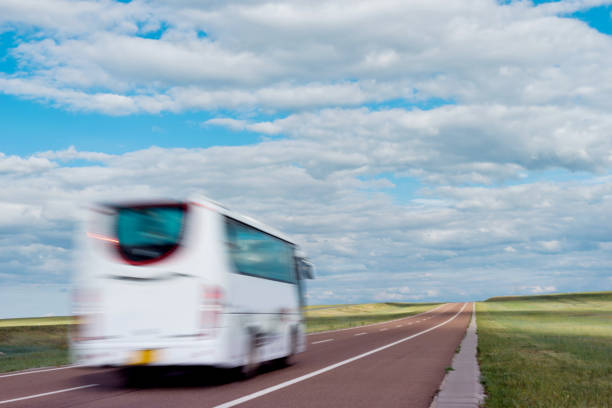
[239,335,259,379]
[120,366,154,387]
[280,328,298,367]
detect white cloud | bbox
[373,286,414,301]
[0,152,56,174]
[0,0,139,35]
[1,145,611,310]
[532,0,612,15]
[0,202,45,227]
[38,146,114,162]
[519,285,557,294]
[539,240,562,253]
[426,289,440,297]
[1,0,612,113]
[208,105,612,182]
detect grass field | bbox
[304,302,441,333]
[477,291,612,408]
[0,325,71,372]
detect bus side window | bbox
[225,218,296,284]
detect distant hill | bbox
[0,316,74,327]
[485,290,612,302]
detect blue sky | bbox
[0,94,266,155]
[1,0,612,317]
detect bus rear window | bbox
[116,204,186,264]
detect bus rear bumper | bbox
[71,338,234,368]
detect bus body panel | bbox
[225,272,302,362]
[101,276,201,339]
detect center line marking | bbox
[306,303,447,336]
[212,303,467,408]
[311,339,334,345]
[0,384,98,405]
[396,325,402,328]
[354,332,367,336]
[380,328,388,331]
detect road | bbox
[0,302,471,408]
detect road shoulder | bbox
[430,302,485,408]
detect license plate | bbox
[128,349,159,365]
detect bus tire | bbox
[280,327,298,367]
[120,366,154,387]
[239,334,259,379]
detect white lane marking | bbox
[354,332,367,336]
[0,365,78,379]
[311,339,334,345]
[212,303,468,408]
[306,303,447,336]
[379,328,388,331]
[0,384,98,405]
[396,325,402,328]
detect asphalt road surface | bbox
[0,302,471,408]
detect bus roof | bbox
[189,196,297,246]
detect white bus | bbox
[71,197,313,377]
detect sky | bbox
[1,0,612,318]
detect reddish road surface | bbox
[0,302,471,408]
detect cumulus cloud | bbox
[1,144,611,310]
[1,0,612,113]
[0,152,56,174]
[38,146,115,162]
[519,285,557,294]
[207,104,612,182]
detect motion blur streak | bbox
[72,197,313,377]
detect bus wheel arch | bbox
[280,325,299,367]
[238,328,260,379]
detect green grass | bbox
[0,325,71,373]
[477,291,612,408]
[304,304,352,310]
[305,302,441,333]
[0,316,75,328]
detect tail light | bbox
[86,231,119,245]
[71,289,105,342]
[200,286,224,336]
[70,313,106,343]
[71,314,106,342]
